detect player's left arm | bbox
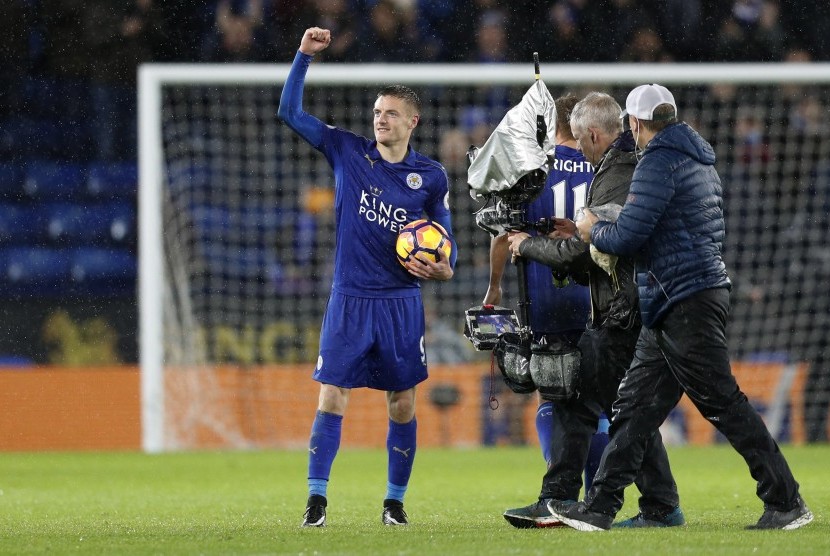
[430,213,456,267]
[406,168,456,281]
[405,211,454,281]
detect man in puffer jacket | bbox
[550,84,812,532]
[503,92,683,529]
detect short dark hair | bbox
[641,104,677,132]
[377,85,421,114]
[555,94,580,141]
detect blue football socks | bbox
[385,418,417,502]
[307,410,343,498]
[584,414,610,493]
[535,401,554,466]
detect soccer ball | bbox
[396,219,452,266]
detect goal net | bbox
[139,62,830,452]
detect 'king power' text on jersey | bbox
[317,126,451,297]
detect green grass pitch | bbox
[0,444,827,554]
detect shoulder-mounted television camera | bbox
[469,166,554,237]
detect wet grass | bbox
[0,444,827,554]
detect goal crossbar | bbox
[140,62,830,86]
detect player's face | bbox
[373,96,418,147]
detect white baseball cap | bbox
[623,84,677,121]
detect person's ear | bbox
[409,115,420,129]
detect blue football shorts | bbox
[313,290,428,391]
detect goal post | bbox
[139,62,830,452]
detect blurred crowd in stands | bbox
[1,0,829,162]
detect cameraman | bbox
[504,92,684,528]
[485,94,602,528]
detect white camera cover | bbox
[467,80,557,199]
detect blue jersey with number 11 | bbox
[525,145,593,335]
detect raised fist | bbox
[299,27,332,56]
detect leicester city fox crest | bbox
[406,173,423,190]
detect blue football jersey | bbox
[316,126,452,297]
[524,144,593,335]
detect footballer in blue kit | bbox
[278,27,456,528]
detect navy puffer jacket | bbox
[591,122,731,328]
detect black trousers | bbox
[539,322,680,516]
[586,287,802,516]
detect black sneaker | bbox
[382,499,408,526]
[503,499,572,529]
[301,494,327,527]
[547,500,613,532]
[613,506,686,528]
[746,497,813,530]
